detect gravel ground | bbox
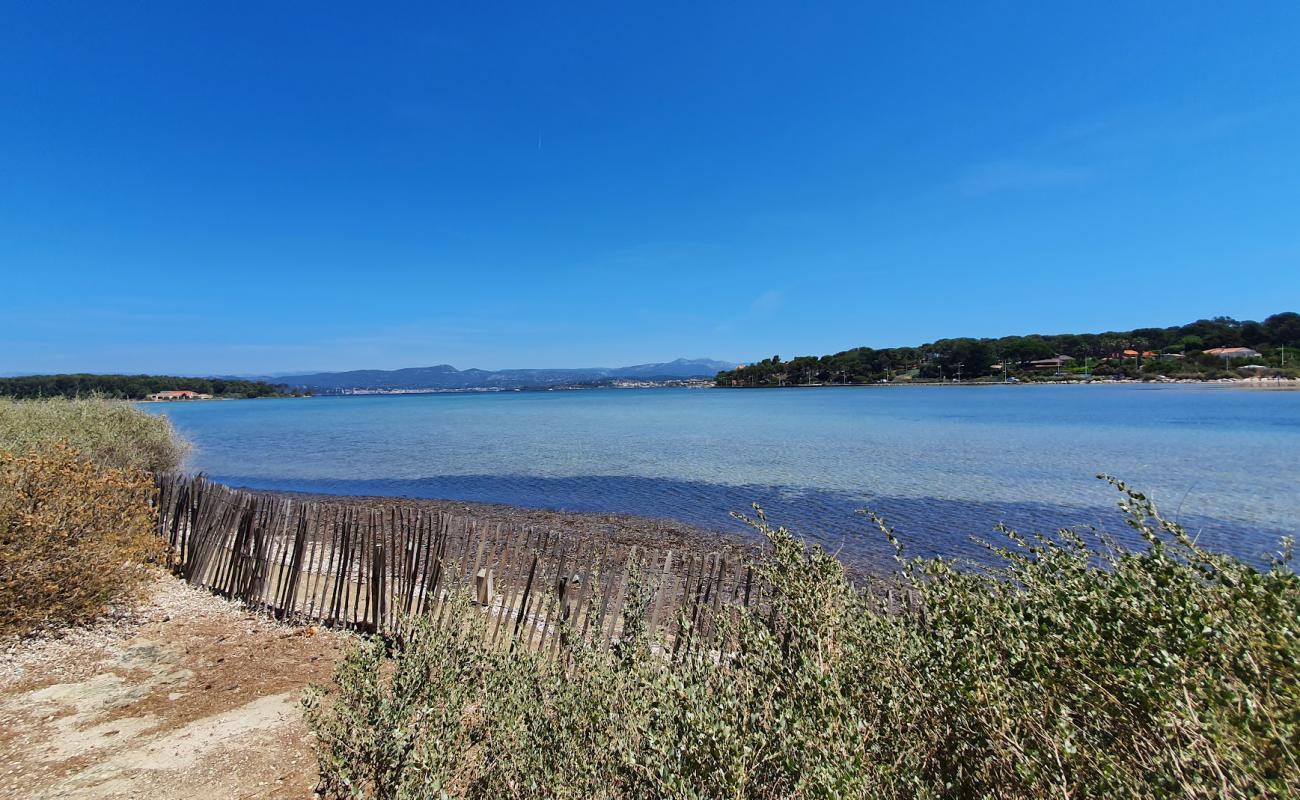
[261,488,764,558]
[0,572,346,799]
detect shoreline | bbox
[713,377,1300,390]
[252,486,765,563]
[230,378,1300,398]
[216,485,906,581]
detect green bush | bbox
[304,479,1299,799]
[0,372,295,400]
[0,396,187,473]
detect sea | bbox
[141,385,1300,568]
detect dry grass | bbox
[0,444,162,638]
[0,396,188,474]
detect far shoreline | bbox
[167,377,1300,400]
[710,377,1300,391]
[249,485,768,564]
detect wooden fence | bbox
[155,474,768,654]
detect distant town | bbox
[331,377,716,395]
[715,313,1298,387]
[4,316,1296,402]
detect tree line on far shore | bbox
[716,312,1300,386]
[0,373,303,400]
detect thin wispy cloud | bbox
[1057,102,1287,154]
[595,240,728,266]
[952,103,1279,199]
[749,290,784,314]
[954,160,1097,197]
[707,290,785,342]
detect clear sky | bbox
[2,3,1299,375]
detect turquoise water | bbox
[142,386,1300,566]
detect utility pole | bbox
[956,363,963,383]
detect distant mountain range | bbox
[273,358,737,392]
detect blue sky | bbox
[2,2,1299,374]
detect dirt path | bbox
[0,573,346,799]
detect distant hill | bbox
[278,358,736,392]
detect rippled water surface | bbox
[143,386,1300,566]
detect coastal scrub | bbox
[0,396,188,473]
[305,479,1299,799]
[0,444,161,637]
[0,397,184,637]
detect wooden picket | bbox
[154,474,762,654]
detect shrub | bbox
[0,396,188,473]
[0,444,162,637]
[304,479,1300,799]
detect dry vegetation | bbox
[0,396,188,474]
[305,480,1300,799]
[2,395,1296,798]
[0,445,161,638]
[0,397,187,638]
[0,397,341,798]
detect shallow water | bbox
[143,385,1300,566]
